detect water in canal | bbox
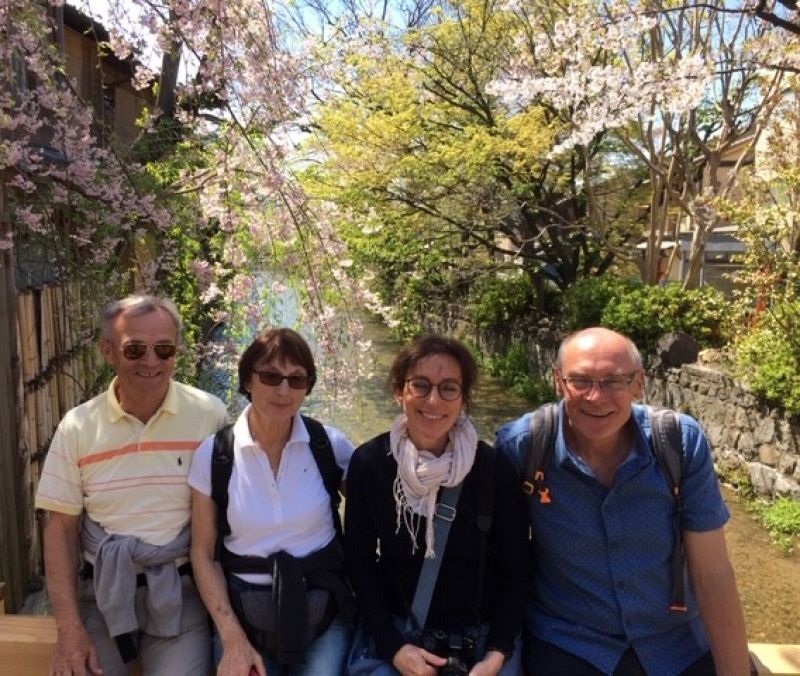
[307,315,800,644]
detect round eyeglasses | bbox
[252,370,310,390]
[121,342,177,361]
[405,377,463,401]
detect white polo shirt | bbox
[35,379,228,547]
[188,406,355,584]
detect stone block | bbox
[753,418,776,445]
[737,431,755,456]
[748,463,777,496]
[777,454,796,475]
[735,408,752,428]
[758,445,781,467]
[722,428,740,451]
[774,474,800,499]
[705,423,724,447]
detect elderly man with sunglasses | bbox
[496,327,752,676]
[35,294,227,676]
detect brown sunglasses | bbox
[121,342,177,360]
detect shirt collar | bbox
[236,406,309,451]
[106,378,177,422]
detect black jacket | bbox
[344,433,527,661]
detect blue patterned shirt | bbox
[495,403,730,676]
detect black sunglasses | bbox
[252,370,310,390]
[121,342,177,361]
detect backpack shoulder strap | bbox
[302,414,344,539]
[475,440,496,534]
[523,402,558,502]
[649,406,688,613]
[650,407,683,493]
[211,424,235,562]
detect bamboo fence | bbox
[16,284,102,576]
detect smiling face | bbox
[245,358,308,426]
[100,307,178,409]
[556,328,644,453]
[395,353,463,455]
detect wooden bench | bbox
[0,583,143,675]
[750,643,800,675]
[1,584,798,674]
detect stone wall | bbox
[645,363,800,499]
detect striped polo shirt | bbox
[35,378,227,546]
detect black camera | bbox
[421,629,477,675]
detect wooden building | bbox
[0,3,154,611]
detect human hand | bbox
[49,626,102,676]
[217,635,267,676]
[392,643,447,676]
[468,650,506,676]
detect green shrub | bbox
[600,283,730,353]
[734,308,800,414]
[468,272,534,329]
[560,275,642,331]
[482,342,556,405]
[748,497,800,553]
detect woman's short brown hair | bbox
[388,334,477,411]
[238,328,317,399]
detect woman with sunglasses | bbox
[345,334,527,676]
[188,328,356,676]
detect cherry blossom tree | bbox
[1,0,371,397]
[489,0,795,287]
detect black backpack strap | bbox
[650,407,687,613]
[523,402,558,503]
[301,415,344,540]
[474,441,497,625]
[211,424,235,562]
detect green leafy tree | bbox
[302,0,614,328]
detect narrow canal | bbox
[308,316,800,645]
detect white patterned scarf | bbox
[389,412,478,558]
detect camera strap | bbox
[405,483,463,633]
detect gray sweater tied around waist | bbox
[81,516,191,639]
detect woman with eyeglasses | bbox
[345,334,526,676]
[188,328,356,676]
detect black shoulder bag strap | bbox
[302,414,344,540]
[523,402,558,503]
[211,424,235,561]
[405,482,464,633]
[650,407,687,613]
[474,442,497,625]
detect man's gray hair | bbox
[556,328,643,369]
[101,295,182,340]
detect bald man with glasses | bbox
[36,294,227,676]
[496,327,752,676]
